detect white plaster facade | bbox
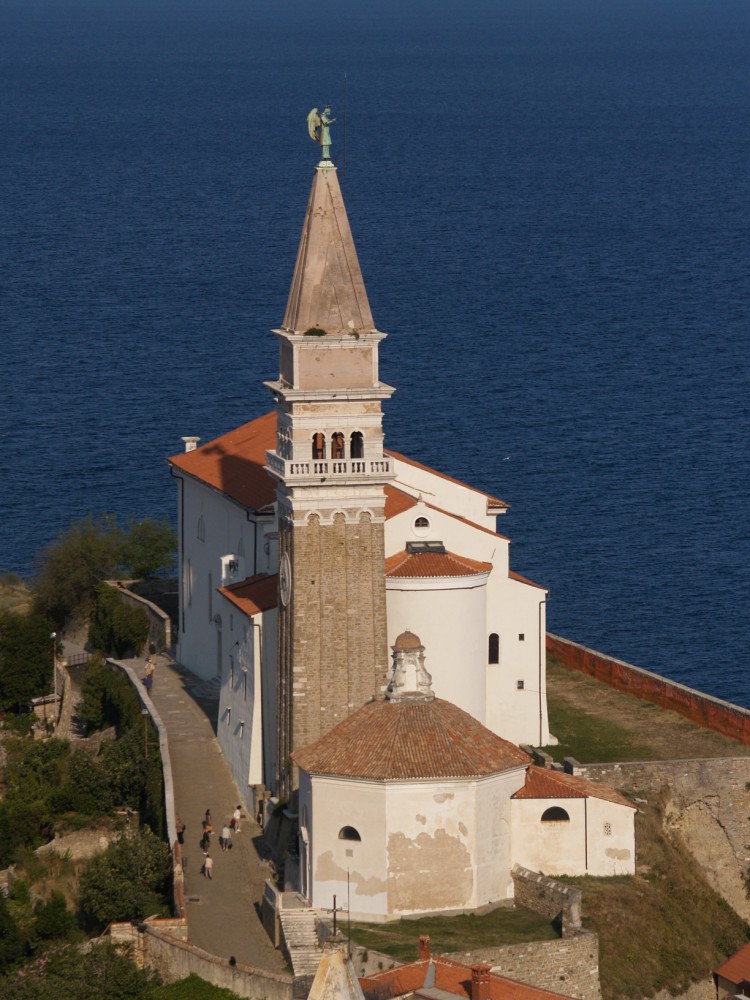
[511,794,636,877]
[298,768,526,922]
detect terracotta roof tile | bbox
[385,550,492,579]
[219,574,278,617]
[168,411,277,511]
[385,486,419,519]
[715,941,750,986]
[361,956,574,1000]
[293,698,531,780]
[512,766,636,809]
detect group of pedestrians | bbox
[199,806,243,879]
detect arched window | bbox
[350,431,364,459]
[312,432,326,459]
[331,432,345,459]
[541,807,570,823]
[488,633,499,664]
[338,826,362,841]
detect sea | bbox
[3,0,749,705]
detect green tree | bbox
[78,658,142,734]
[33,892,76,942]
[32,515,126,626]
[122,520,175,579]
[88,585,148,658]
[0,893,24,974]
[0,610,57,712]
[78,829,170,928]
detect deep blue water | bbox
[3,0,749,704]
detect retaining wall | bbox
[111,921,292,1000]
[445,936,601,1000]
[512,865,582,938]
[547,634,750,744]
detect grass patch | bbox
[558,798,750,1000]
[542,690,656,763]
[0,574,32,615]
[349,906,558,962]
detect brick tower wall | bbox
[277,509,388,794]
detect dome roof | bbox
[393,630,423,651]
[293,698,531,781]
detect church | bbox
[167,125,635,920]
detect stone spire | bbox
[283,163,376,336]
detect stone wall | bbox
[565,757,750,920]
[547,633,750,744]
[111,921,292,1000]
[511,865,582,937]
[444,937,602,1000]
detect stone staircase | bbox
[279,903,322,977]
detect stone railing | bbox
[266,452,393,481]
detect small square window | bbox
[518,633,525,641]
[517,680,524,690]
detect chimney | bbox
[470,964,492,1000]
[418,935,431,961]
[181,436,200,453]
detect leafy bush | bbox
[79,658,142,734]
[0,942,161,1000]
[34,892,77,942]
[32,514,175,627]
[78,829,170,928]
[0,610,57,713]
[121,519,175,579]
[88,585,148,658]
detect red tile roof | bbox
[385,485,419,519]
[715,940,750,986]
[219,574,278,616]
[293,698,531,780]
[385,550,492,579]
[512,766,636,809]
[168,411,277,512]
[361,955,574,1000]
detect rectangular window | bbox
[517,680,524,690]
[518,633,525,641]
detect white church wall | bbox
[511,795,635,877]
[581,797,635,875]
[217,602,257,804]
[386,503,549,747]
[307,776,388,920]
[511,797,588,875]
[474,769,527,903]
[391,458,499,533]
[485,577,550,746]
[177,478,253,678]
[385,580,488,723]
[259,608,278,790]
[384,779,480,917]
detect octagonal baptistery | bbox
[293,633,531,921]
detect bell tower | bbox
[265,157,395,794]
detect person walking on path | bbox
[203,853,213,879]
[176,816,186,845]
[143,658,155,691]
[221,824,232,851]
[231,805,242,833]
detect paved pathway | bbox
[130,653,286,972]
